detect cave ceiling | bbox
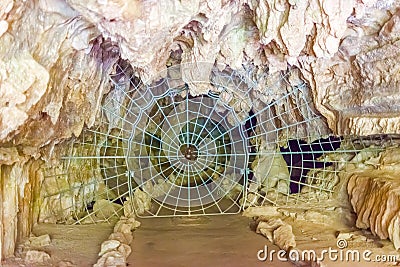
[0,0,399,162]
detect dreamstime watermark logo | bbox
[257,239,400,263]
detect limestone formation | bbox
[132,188,152,215]
[94,215,140,266]
[26,234,51,248]
[24,250,51,264]
[256,217,296,251]
[347,147,400,250]
[98,240,121,257]
[93,199,124,220]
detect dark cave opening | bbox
[244,109,258,183]
[280,136,342,194]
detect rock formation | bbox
[347,147,400,250]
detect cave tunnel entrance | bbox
[15,62,400,267]
[280,136,342,194]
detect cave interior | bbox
[1,0,400,266]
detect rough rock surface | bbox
[26,234,51,248]
[255,216,296,251]
[57,0,400,136]
[24,250,51,264]
[0,2,398,149]
[347,147,400,250]
[94,214,140,267]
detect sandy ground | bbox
[128,215,399,267]
[128,215,293,267]
[2,223,114,267]
[1,214,399,267]
[287,217,400,267]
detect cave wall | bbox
[1,0,400,261]
[0,0,117,260]
[0,159,42,259]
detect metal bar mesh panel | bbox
[40,62,399,223]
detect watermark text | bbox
[257,239,400,263]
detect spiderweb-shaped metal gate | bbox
[47,61,397,223]
[122,86,248,215]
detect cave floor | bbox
[2,223,114,267]
[128,215,292,267]
[2,214,396,267]
[128,215,391,267]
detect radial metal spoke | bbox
[54,64,397,222]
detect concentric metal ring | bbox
[124,86,248,208]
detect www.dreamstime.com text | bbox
[257,239,400,263]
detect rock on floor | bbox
[24,250,51,264]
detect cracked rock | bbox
[24,250,51,264]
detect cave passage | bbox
[280,136,342,193]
